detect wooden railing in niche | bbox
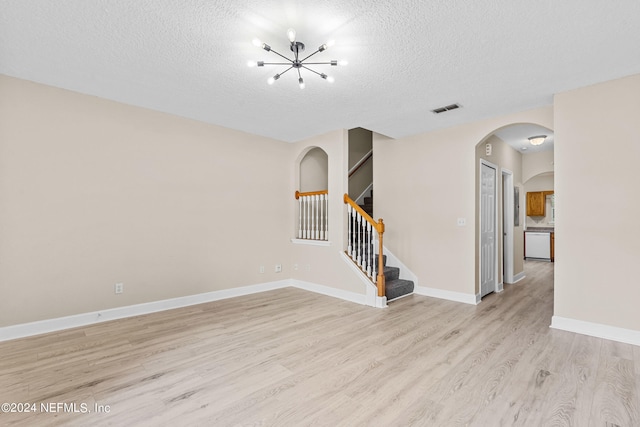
[295,190,329,240]
[343,194,386,297]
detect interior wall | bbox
[523,150,554,183]
[373,106,553,298]
[475,134,525,286]
[348,128,372,169]
[0,75,292,327]
[554,73,640,332]
[290,130,368,296]
[299,147,328,192]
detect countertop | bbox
[525,227,554,233]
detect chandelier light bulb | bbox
[338,60,348,66]
[247,60,257,67]
[298,77,305,89]
[327,76,335,83]
[287,28,296,42]
[268,74,280,85]
[252,38,262,47]
[326,40,335,47]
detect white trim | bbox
[348,149,373,176]
[479,159,500,298]
[291,238,331,246]
[497,281,504,293]
[501,168,514,284]
[340,251,387,308]
[510,271,526,284]
[551,316,640,347]
[291,280,368,306]
[383,245,419,287]
[414,285,479,305]
[0,277,384,342]
[354,183,373,206]
[0,280,290,342]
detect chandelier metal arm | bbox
[278,66,294,76]
[268,49,294,63]
[261,62,293,65]
[302,62,337,65]
[300,65,323,76]
[300,49,322,63]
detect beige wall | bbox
[523,149,554,184]
[476,134,525,285]
[374,107,553,297]
[554,73,640,331]
[299,147,328,192]
[348,128,372,169]
[290,131,368,295]
[0,75,293,327]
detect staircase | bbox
[356,192,415,302]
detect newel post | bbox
[377,219,385,297]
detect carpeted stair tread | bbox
[386,279,415,301]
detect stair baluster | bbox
[295,190,329,241]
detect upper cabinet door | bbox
[526,191,545,216]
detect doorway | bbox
[480,159,498,298]
[502,169,514,284]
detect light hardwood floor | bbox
[1,261,638,426]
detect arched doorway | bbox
[475,123,554,299]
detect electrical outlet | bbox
[457,218,466,226]
[114,283,124,294]
[275,264,282,273]
[259,266,265,274]
[293,264,299,271]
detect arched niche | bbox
[298,146,328,192]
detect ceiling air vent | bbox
[432,103,461,114]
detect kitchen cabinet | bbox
[526,191,554,217]
[526,192,545,216]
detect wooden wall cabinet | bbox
[526,190,554,217]
[526,191,545,216]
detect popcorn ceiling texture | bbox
[1,0,640,142]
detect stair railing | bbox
[295,190,329,240]
[343,194,385,297]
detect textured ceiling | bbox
[2,0,640,142]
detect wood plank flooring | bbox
[1,261,638,426]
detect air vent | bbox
[431,103,461,114]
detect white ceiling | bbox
[494,124,554,154]
[2,1,640,142]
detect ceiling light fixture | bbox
[528,135,547,146]
[250,28,344,88]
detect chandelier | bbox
[249,28,346,89]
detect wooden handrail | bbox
[344,193,385,297]
[295,190,328,199]
[348,150,373,178]
[343,194,383,233]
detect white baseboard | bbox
[414,286,479,305]
[2,278,379,342]
[0,280,292,342]
[510,271,526,284]
[291,280,367,306]
[551,316,640,346]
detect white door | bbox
[480,162,497,297]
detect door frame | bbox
[479,159,499,298]
[502,168,514,285]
